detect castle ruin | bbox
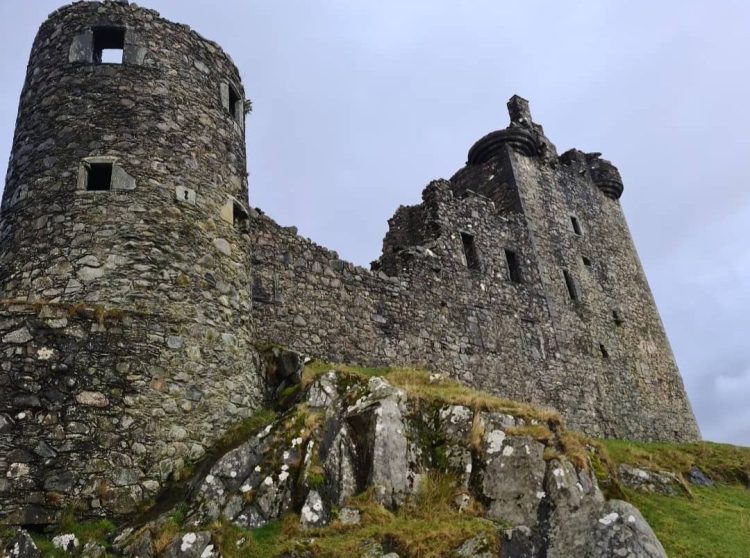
[0,1,698,523]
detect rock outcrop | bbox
[3,361,667,557]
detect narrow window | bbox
[599,343,609,359]
[563,269,578,301]
[233,200,249,230]
[582,256,591,267]
[228,84,242,122]
[93,27,125,64]
[460,232,480,270]
[86,162,113,191]
[571,216,582,236]
[505,249,522,283]
[612,309,623,325]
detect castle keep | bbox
[0,1,698,523]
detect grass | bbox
[210,473,499,558]
[303,361,562,428]
[29,516,117,557]
[597,438,750,558]
[625,485,750,558]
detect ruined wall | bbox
[0,1,262,522]
[249,100,699,443]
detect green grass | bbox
[208,473,498,558]
[625,485,750,558]
[29,518,117,557]
[598,438,750,558]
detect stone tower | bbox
[0,1,262,523]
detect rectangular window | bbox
[228,84,241,122]
[599,343,609,359]
[571,216,582,236]
[582,256,591,267]
[460,232,480,270]
[563,269,578,300]
[613,309,624,325]
[93,27,125,64]
[86,162,113,191]
[505,249,522,283]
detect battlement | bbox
[0,1,699,524]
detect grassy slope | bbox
[599,439,750,558]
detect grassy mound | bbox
[596,439,750,558]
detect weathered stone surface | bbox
[2,529,41,558]
[454,535,494,558]
[300,490,327,529]
[51,534,79,553]
[619,463,681,495]
[161,532,214,558]
[687,465,714,487]
[481,436,546,526]
[347,377,410,508]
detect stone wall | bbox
[0,1,262,522]
[249,142,699,443]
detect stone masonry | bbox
[0,1,699,524]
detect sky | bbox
[1,1,749,446]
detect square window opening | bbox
[571,216,582,235]
[505,249,522,283]
[563,269,579,301]
[582,256,591,267]
[93,27,125,64]
[599,343,609,359]
[86,162,113,191]
[460,232,480,271]
[228,84,242,122]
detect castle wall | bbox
[0,1,699,525]
[249,138,699,443]
[0,2,262,522]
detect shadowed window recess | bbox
[505,249,522,283]
[461,232,480,270]
[86,162,113,191]
[563,269,579,300]
[93,27,125,64]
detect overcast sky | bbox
[2,1,749,446]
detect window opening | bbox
[86,162,113,191]
[93,27,125,64]
[228,84,241,122]
[613,309,623,325]
[233,200,249,230]
[599,343,609,359]
[460,232,480,270]
[582,256,591,267]
[563,269,578,301]
[505,249,522,283]
[571,216,582,236]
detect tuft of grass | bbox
[385,368,562,428]
[210,518,256,558]
[208,474,499,557]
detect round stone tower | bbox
[0,1,262,523]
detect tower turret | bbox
[0,1,261,523]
